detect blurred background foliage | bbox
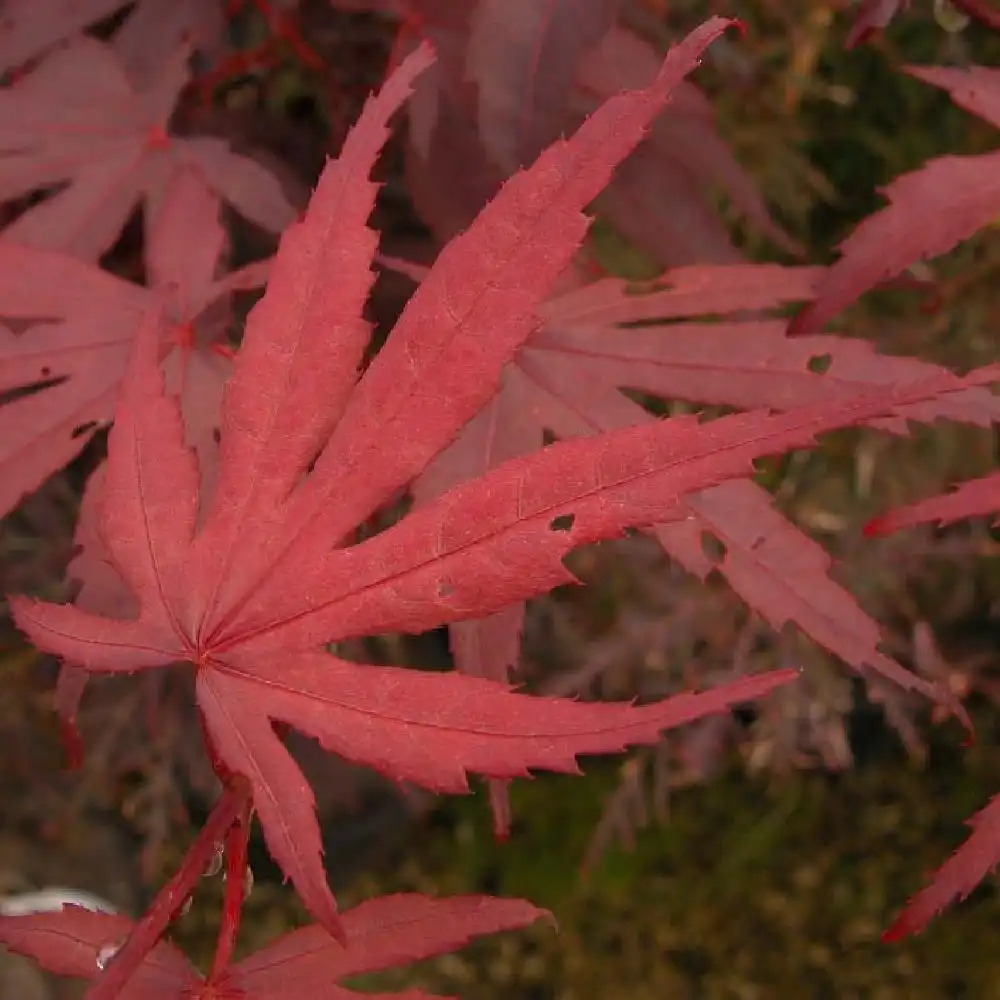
[3,0,1000,997]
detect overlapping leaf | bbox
[11,10,997,963]
[793,64,1000,334]
[872,464,1000,939]
[9,23,812,940]
[410,259,999,830]
[386,0,789,262]
[846,0,908,48]
[0,167,269,520]
[0,894,547,999]
[0,34,294,258]
[867,469,1000,536]
[0,0,225,81]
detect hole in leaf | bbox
[437,581,455,598]
[550,514,575,533]
[699,530,727,564]
[212,427,221,444]
[807,353,832,374]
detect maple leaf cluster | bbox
[0,2,997,998]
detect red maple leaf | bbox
[389,0,794,263]
[0,0,225,79]
[866,469,1000,536]
[9,17,998,986]
[0,166,269,519]
[466,0,621,172]
[0,893,548,999]
[0,34,295,258]
[845,0,909,48]
[864,418,1000,941]
[9,20,812,944]
[883,791,1000,941]
[405,258,999,830]
[792,63,1000,335]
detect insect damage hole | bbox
[549,514,575,532]
[806,353,832,374]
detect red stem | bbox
[85,779,251,1000]
[207,799,253,982]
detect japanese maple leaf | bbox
[387,0,792,263]
[0,34,295,258]
[845,0,909,48]
[847,0,1000,43]
[883,793,1000,941]
[0,894,548,999]
[9,20,800,937]
[0,166,270,520]
[12,18,992,952]
[20,13,952,944]
[0,0,226,80]
[466,0,622,171]
[409,259,999,830]
[0,167,268,728]
[864,470,1000,940]
[867,469,1000,536]
[792,63,1000,335]
[573,25,799,265]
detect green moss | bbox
[327,712,1000,998]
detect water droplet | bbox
[95,939,122,971]
[204,841,224,877]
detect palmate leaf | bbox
[0,167,268,521]
[410,259,998,832]
[387,0,789,262]
[868,467,1000,940]
[0,0,224,79]
[0,894,548,999]
[866,469,1000,536]
[0,34,294,258]
[10,21,804,939]
[792,64,1000,335]
[10,15,997,962]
